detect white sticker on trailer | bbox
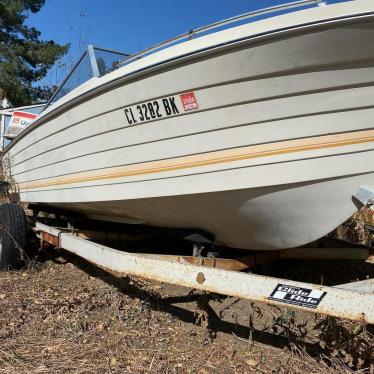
[268,283,327,309]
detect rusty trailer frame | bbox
[35,222,374,324]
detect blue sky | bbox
[27,0,346,86]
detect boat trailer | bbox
[34,221,374,325]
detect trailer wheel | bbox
[0,203,28,269]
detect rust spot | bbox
[41,232,59,247]
[196,272,205,284]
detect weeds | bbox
[333,208,373,246]
[315,316,374,369]
[0,151,18,202]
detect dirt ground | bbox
[0,246,373,374]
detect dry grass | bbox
[0,257,253,373]
[0,251,373,374]
[333,208,374,246]
[0,151,19,202]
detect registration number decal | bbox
[124,92,198,125]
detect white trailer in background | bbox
[0,103,45,150]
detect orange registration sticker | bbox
[180,92,198,111]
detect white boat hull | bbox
[38,172,374,250]
[5,1,374,249]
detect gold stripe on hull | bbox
[18,129,374,191]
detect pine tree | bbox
[0,0,69,107]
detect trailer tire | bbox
[0,203,28,269]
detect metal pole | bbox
[87,45,100,77]
[0,111,5,151]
